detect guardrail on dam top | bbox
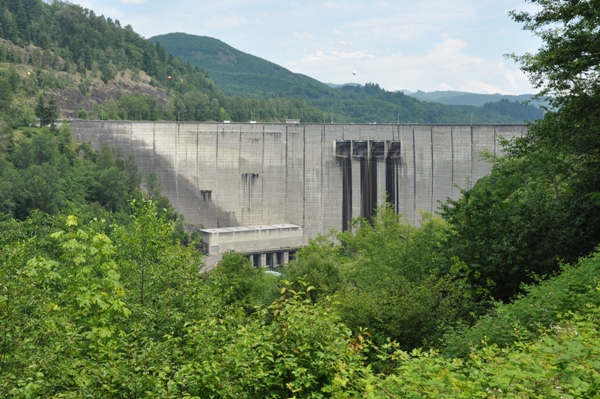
[69,121,526,246]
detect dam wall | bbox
[69,121,526,244]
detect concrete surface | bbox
[70,121,526,244]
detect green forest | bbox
[2,0,600,397]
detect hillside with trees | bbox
[0,0,543,124]
[149,33,328,99]
[0,0,327,123]
[151,32,545,124]
[1,0,600,397]
[405,89,549,107]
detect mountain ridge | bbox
[0,0,543,125]
[150,32,545,124]
[150,32,330,99]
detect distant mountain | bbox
[405,90,546,108]
[151,33,545,124]
[149,33,332,99]
[0,0,543,125]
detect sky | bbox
[70,0,542,95]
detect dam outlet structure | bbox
[70,121,526,260]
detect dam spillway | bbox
[70,121,526,246]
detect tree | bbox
[208,251,280,313]
[439,1,600,303]
[509,0,600,195]
[510,3,600,254]
[34,94,58,128]
[34,94,44,125]
[173,284,370,398]
[46,96,58,129]
[0,78,13,113]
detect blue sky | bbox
[72,0,542,94]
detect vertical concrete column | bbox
[322,125,346,234]
[432,126,454,212]
[413,125,434,216]
[259,253,267,267]
[351,156,362,227]
[284,126,305,228]
[282,251,289,265]
[452,126,472,199]
[471,125,497,180]
[303,125,325,240]
[397,125,415,224]
[248,254,254,266]
[262,127,286,225]
[376,157,387,207]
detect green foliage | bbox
[1,0,600,395]
[443,248,600,358]
[150,33,329,99]
[370,307,600,398]
[117,93,160,120]
[34,93,58,128]
[208,251,281,312]
[0,77,13,113]
[76,109,88,119]
[0,205,374,398]
[0,0,221,118]
[0,125,144,220]
[510,0,600,238]
[340,208,451,282]
[173,284,370,398]
[0,213,132,396]
[334,208,478,350]
[282,234,347,300]
[439,0,600,303]
[280,206,481,355]
[4,202,597,397]
[440,154,593,301]
[0,1,544,123]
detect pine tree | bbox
[34,94,45,126]
[35,94,58,128]
[45,96,58,128]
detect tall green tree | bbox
[0,78,13,113]
[441,0,600,302]
[509,0,600,201]
[34,94,58,128]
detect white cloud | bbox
[72,0,93,8]
[292,31,315,41]
[203,15,263,30]
[88,5,126,19]
[121,0,146,4]
[322,1,364,11]
[285,37,534,94]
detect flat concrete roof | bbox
[200,224,301,234]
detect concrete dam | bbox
[70,121,526,258]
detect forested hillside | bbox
[0,0,325,122]
[149,33,328,99]
[0,0,542,124]
[152,32,545,124]
[1,0,600,397]
[406,89,547,107]
[313,83,544,123]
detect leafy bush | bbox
[442,248,600,358]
